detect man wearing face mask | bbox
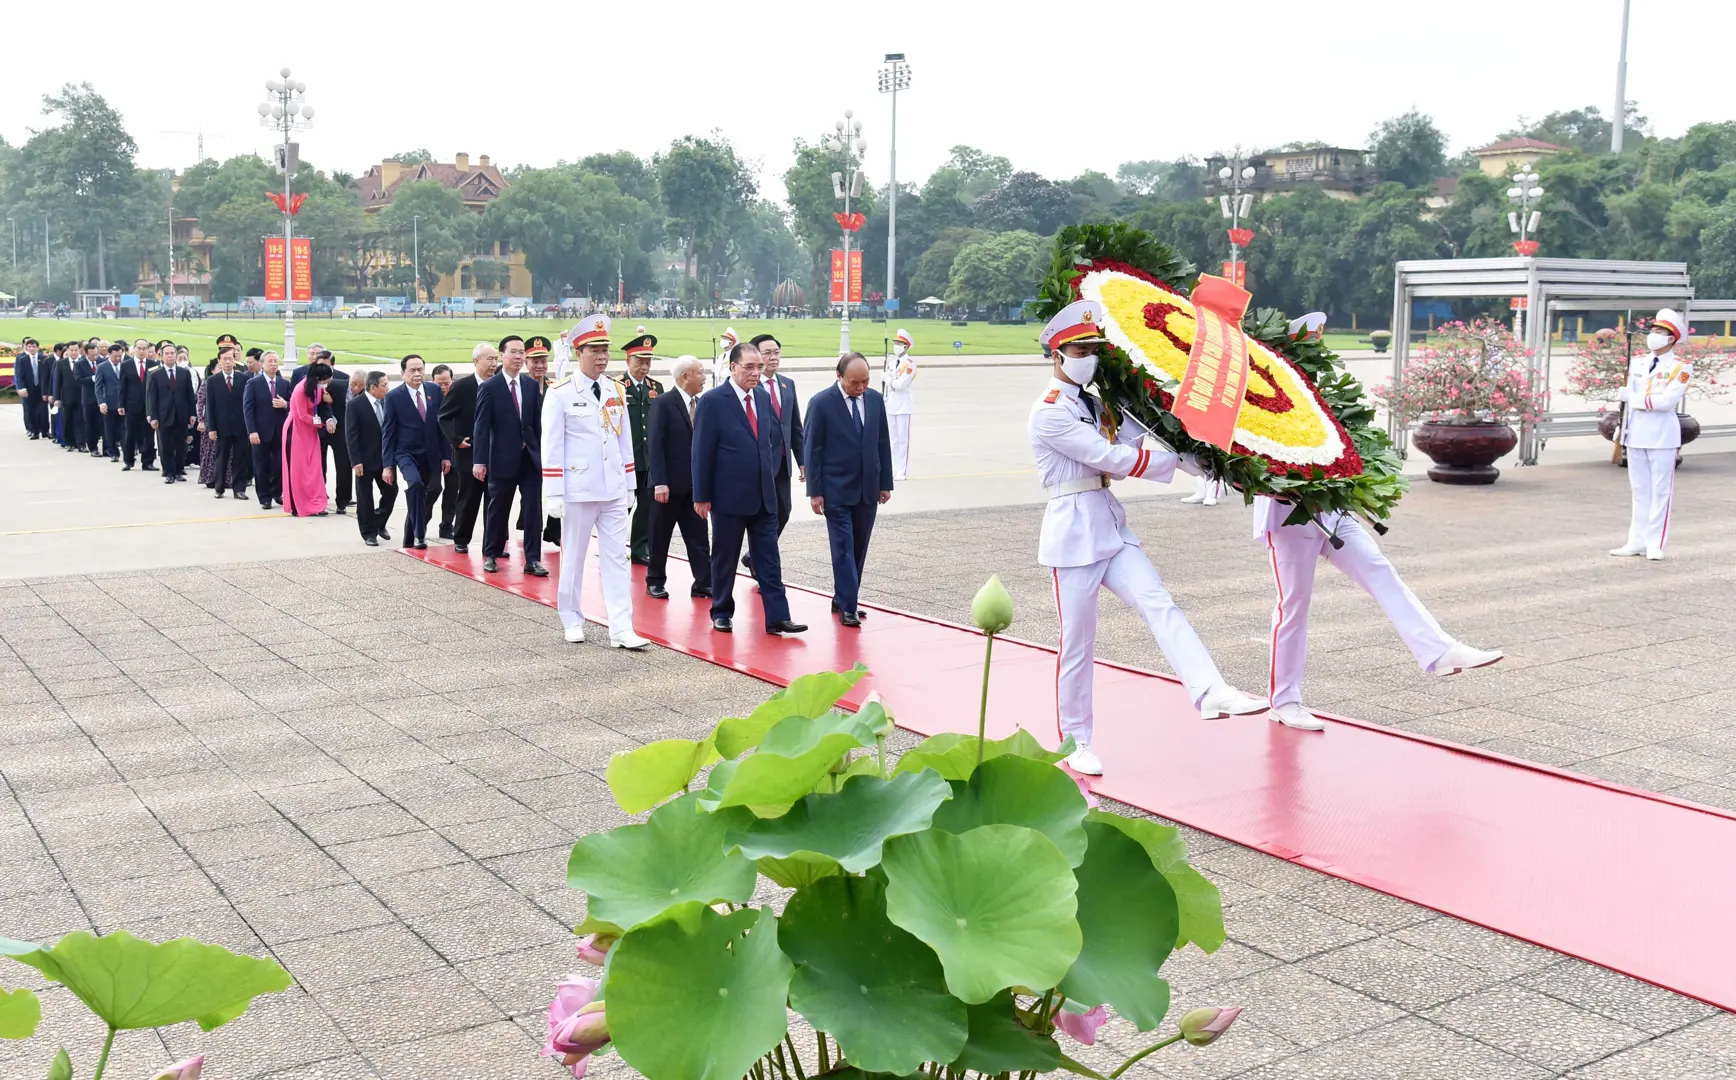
[1613,309,1693,561]
[1031,300,1267,776]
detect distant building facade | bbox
[1204,147,1379,202]
[350,152,532,300]
[1469,138,1567,177]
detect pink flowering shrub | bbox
[1374,320,1550,425]
[1563,323,1736,404]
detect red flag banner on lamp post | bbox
[848,250,863,304]
[828,250,865,305]
[289,238,313,302]
[263,238,287,301]
[1227,227,1254,248]
[830,249,846,303]
[1220,261,1247,288]
[1174,273,1253,451]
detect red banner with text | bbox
[828,249,864,305]
[290,238,313,302]
[1220,260,1246,288]
[263,238,287,301]
[1174,274,1253,451]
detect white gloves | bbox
[1177,453,1206,478]
[545,497,564,519]
[1618,387,1631,403]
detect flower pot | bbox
[1680,414,1701,446]
[1597,411,1700,446]
[1411,421,1517,485]
[1368,331,1392,354]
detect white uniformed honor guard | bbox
[542,315,649,649]
[1612,309,1691,561]
[1031,300,1266,776]
[884,327,917,480]
[710,327,739,390]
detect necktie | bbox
[592,381,602,401]
[850,394,863,433]
[374,398,383,425]
[768,378,782,418]
[687,394,695,427]
[415,389,425,419]
[510,376,521,419]
[226,374,232,392]
[744,390,759,439]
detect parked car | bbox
[496,303,531,318]
[347,304,382,319]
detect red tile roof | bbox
[351,160,508,211]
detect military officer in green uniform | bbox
[620,327,664,564]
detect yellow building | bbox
[351,152,532,300]
[135,205,216,304]
[1470,137,1567,178]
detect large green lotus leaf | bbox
[1086,810,1224,953]
[607,906,793,1080]
[0,986,40,1039]
[931,755,1089,866]
[711,711,880,816]
[754,854,844,889]
[780,874,968,1073]
[727,770,952,873]
[892,728,1067,782]
[566,793,757,930]
[5,932,289,1032]
[949,990,1062,1074]
[1059,821,1177,1031]
[882,825,1081,1004]
[714,666,868,757]
[605,737,720,814]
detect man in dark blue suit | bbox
[204,345,252,499]
[749,334,804,540]
[76,341,99,454]
[804,353,895,627]
[119,343,158,471]
[244,351,291,507]
[94,343,125,460]
[14,337,47,438]
[146,347,197,482]
[380,353,452,549]
[472,340,547,576]
[691,342,807,636]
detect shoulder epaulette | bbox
[1043,389,1061,404]
[550,376,572,390]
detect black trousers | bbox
[439,467,461,536]
[102,410,123,458]
[25,394,49,436]
[124,411,156,467]
[321,429,353,509]
[251,440,282,505]
[709,508,790,627]
[630,481,654,561]
[451,452,485,547]
[355,468,397,540]
[83,399,102,454]
[648,491,712,592]
[483,457,542,561]
[157,422,190,477]
[773,463,793,534]
[212,433,250,494]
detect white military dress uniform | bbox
[884,328,917,480]
[542,316,644,647]
[1031,300,1265,774]
[710,327,739,390]
[1614,309,1692,561]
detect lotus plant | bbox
[544,975,611,1077]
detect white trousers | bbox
[1624,447,1676,552]
[1265,517,1453,708]
[888,414,912,477]
[1192,476,1226,500]
[1052,543,1223,745]
[556,496,636,641]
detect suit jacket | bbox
[244,373,290,442]
[763,372,804,472]
[472,370,542,476]
[74,356,96,401]
[54,355,79,406]
[804,385,894,507]
[146,365,196,428]
[345,393,387,473]
[691,383,783,517]
[94,360,123,410]
[437,373,482,458]
[648,387,700,496]
[623,375,663,482]
[381,382,451,471]
[120,357,153,413]
[205,369,250,438]
[14,351,41,394]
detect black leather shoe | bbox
[712,617,733,633]
[647,585,670,599]
[452,544,467,554]
[363,536,379,547]
[690,586,712,599]
[234,490,246,499]
[122,463,133,471]
[214,490,225,499]
[379,528,392,541]
[142,464,157,471]
[438,528,454,540]
[740,554,752,570]
[631,556,650,566]
[336,506,348,515]
[483,557,499,573]
[830,603,868,619]
[767,620,808,635]
[840,612,862,628]
[525,562,550,577]
[413,540,427,550]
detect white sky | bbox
[3,0,1730,195]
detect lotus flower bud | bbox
[575,933,617,966]
[147,1057,205,1080]
[971,575,1014,635]
[1071,772,1101,810]
[1179,1006,1242,1046]
[1055,1004,1108,1046]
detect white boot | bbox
[563,624,586,644]
[611,632,651,650]
[1645,547,1665,561]
[1609,544,1645,557]
[1180,492,1205,504]
[1270,702,1326,732]
[1199,684,1269,719]
[1433,641,1503,676]
[1065,742,1104,776]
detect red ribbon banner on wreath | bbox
[1227,227,1254,248]
[1173,273,1253,451]
[833,211,866,232]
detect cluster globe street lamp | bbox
[1508,169,1544,335]
[257,68,315,362]
[829,111,867,355]
[877,54,911,328]
[1217,150,1256,284]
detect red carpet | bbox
[406,542,1736,1012]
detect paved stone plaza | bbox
[3,444,1735,1079]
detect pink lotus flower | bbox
[1179,1006,1242,1046]
[147,1057,204,1080]
[575,933,618,966]
[543,975,610,1077]
[1071,772,1100,810]
[1056,1004,1108,1045]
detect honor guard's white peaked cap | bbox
[719,327,739,352]
[1287,312,1327,341]
[570,314,612,347]
[894,327,913,351]
[1040,300,1108,351]
[1653,308,1687,342]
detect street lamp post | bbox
[877,54,911,320]
[1216,147,1256,284]
[257,67,315,362]
[44,217,50,289]
[1613,0,1632,154]
[1507,169,1545,336]
[828,110,867,356]
[6,217,14,271]
[412,214,421,305]
[166,206,176,315]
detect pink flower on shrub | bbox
[544,975,610,1077]
[1056,1004,1108,1045]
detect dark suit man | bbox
[94,345,125,460]
[146,357,197,481]
[244,357,291,507]
[804,354,895,626]
[380,355,451,548]
[77,344,102,457]
[52,345,79,449]
[690,343,806,636]
[119,349,158,470]
[438,343,498,552]
[620,332,664,563]
[750,334,805,539]
[345,372,397,546]
[204,349,251,498]
[646,357,712,600]
[472,354,545,574]
[429,364,459,536]
[14,339,47,438]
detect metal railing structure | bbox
[1389,258,1703,464]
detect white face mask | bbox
[1059,350,1098,386]
[1646,331,1674,354]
